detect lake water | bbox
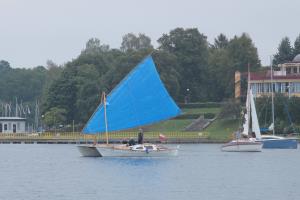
[0,144,299,200]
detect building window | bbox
[0,123,2,133]
[4,124,7,131]
[293,67,297,74]
[286,67,291,74]
[296,83,300,92]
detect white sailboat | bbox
[78,56,181,157]
[222,68,262,152]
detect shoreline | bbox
[0,138,227,144]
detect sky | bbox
[0,0,300,68]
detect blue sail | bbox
[83,56,181,134]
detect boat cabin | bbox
[0,117,26,133]
[131,144,158,151]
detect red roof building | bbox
[249,54,300,97]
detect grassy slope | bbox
[203,118,240,141]
[115,106,239,141]
[145,107,220,132]
[145,119,193,132]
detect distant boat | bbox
[221,89,262,152]
[222,68,262,152]
[259,63,298,149]
[261,135,297,149]
[78,56,181,157]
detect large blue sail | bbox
[83,56,181,134]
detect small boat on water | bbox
[261,135,298,149]
[221,139,262,152]
[259,64,298,149]
[78,55,181,157]
[222,69,262,152]
[78,143,178,157]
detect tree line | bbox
[1,28,300,128]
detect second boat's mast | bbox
[270,57,275,135]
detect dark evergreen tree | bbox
[273,37,294,64]
[293,34,300,57]
[213,33,229,49]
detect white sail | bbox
[268,123,274,131]
[242,91,250,136]
[250,89,261,140]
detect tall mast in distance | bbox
[247,63,251,136]
[270,56,275,136]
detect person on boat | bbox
[128,138,136,146]
[138,128,144,144]
[234,129,241,140]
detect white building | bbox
[0,117,26,133]
[250,54,300,97]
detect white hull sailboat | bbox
[221,139,262,152]
[78,56,182,157]
[222,69,262,152]
[78,144,178,157]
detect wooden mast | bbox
[103,92,109,144]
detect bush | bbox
[175,114,200,119]
[179,102,223,109]
[175,113,216,120]
[219,100,241,119]
[204,113,216,119]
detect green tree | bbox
[273,37,294,64]
[207,48,233,100]
[213,33,229,49]
[0,60,11,72]
[293,34,300,57]
[44,67,77,123]
[227,33,261,71]
[83,38,109,55]
[158,28,209,102]
[43,107,67,127]
[152,51,181,99]
[120,33,153,52]
[219,99,241,119]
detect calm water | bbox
[0,144,299,200]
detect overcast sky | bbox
[1,0,300,68]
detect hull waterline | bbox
[78,144,178,157]
[221,140,262,152]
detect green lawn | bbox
[203,118,240,141]
[145,119,193,132]
[144,107,221,132]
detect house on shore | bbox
[251,54,300,97]
[0,117,26,133]
[235,54,300,98]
